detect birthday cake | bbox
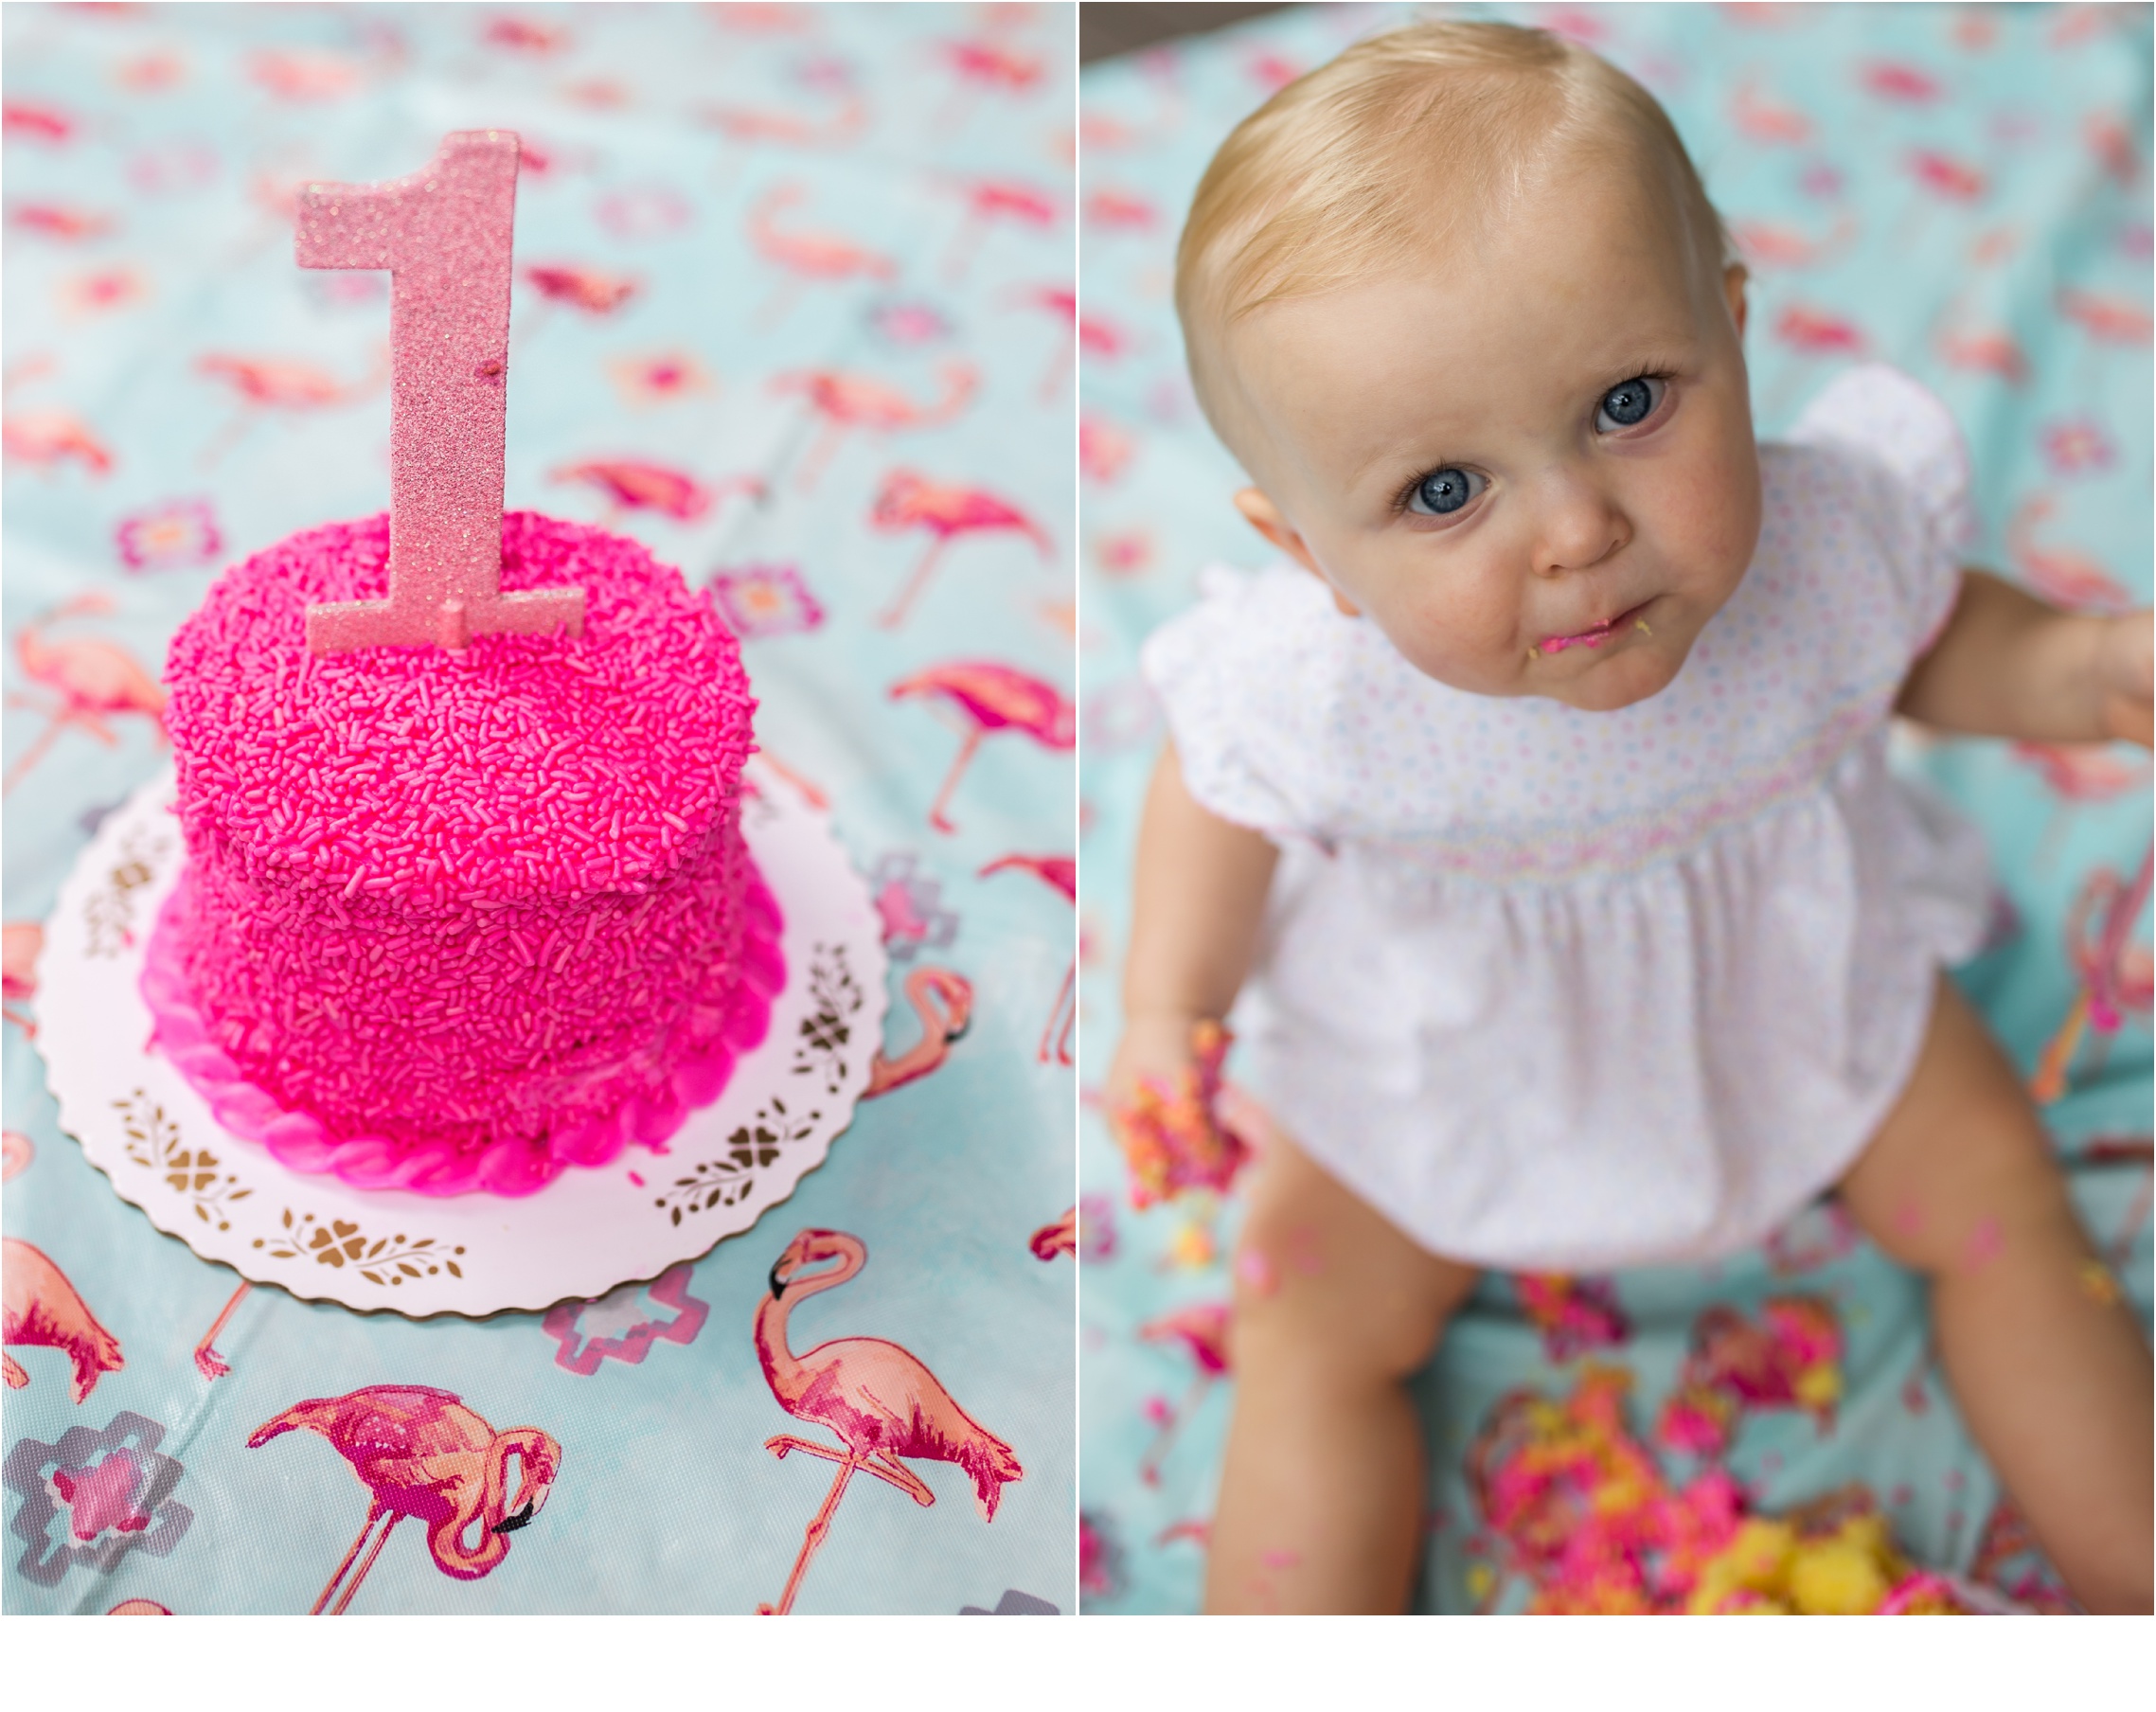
[141,508,782,1197]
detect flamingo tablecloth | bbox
[3,1,1075,1615]
[1077,2,2151,1613]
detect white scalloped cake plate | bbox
[36,758,887,1316]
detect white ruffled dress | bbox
[1140,366,1994,1272]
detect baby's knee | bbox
[1227,1215,1475,1382]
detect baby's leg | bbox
[1838,974,2153,1614]
[1204,1131,1478,1614]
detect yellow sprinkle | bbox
[1634,618,1653,636]
[1527,644,1541,660]
[2078,1259,2121,1306]
[1465,1563,1495,1598]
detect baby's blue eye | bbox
[1408,466,1484,516]
[1595,376,1664,432]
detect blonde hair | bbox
[1175,20,1732,447]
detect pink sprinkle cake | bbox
[143,510,782,1197]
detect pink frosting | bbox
[151,510,782,1196]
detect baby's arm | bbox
[1107,745,1278,1189]
[1897,570,2153,747]
[1123,743,1279,1027]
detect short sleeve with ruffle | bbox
[1783,364,1976,660]
[1139,563,1352,839]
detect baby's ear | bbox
[1232,489,1361,616]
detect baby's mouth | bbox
[1539,601,1651,656]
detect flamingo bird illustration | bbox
[4,1238,124,1401]
[521,262,638,315]
[1137,1302,1231,1488]
[192,1280,252,1381]
[3,921,41,1035]
[1028,1208,1077,1260]
[941,177,1058,284]
[889,661,1074,835]
[1,1131,31,1181]
[6,594,168,798]
[754,1228,1021,1614]
[2007,495,2132,613]
[935,37,1043,135]
[869,470,1053,630]
[248,1384,561,1615]
[770,363,977,493]
[2058,288,2155,346]
[2,407,114,475]
[2031,843,2153,1103]
[2010,741,2147,869]
[864,967,973,1097]
[548,458,763,527]
[194,350,384,467]
[981,854,1075,1064]
[747,183,898,328]
[1729,79,1813,145]
[1938,326,2030,386]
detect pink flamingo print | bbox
[936,38,1044,135]
[869,470,1053,630]
[10,203,115,241]
[548,458,762,526]
[1773,305,1866,357]
[1909,149,1986,202]
[1,1131,31,1180]
[4,99,74,143]
[980,854,1076,1064]
[755,1228,1021,1615]
[2032,844,2153,1103]
[192,1280,252,1381]
[4,1238,124,1401]
[941,177,1058,284]
[770,363,977,493]
[1938,326,2030,386]
[194,349,385,467]
[1029,1208,1077,1261]
[1137,1302,1231,1487]
[1730,212,1856,270]
[747,183,898,328]
[1861,61,1943,104]
[701,79,866,187]
[2010,741,2147,868]
[4,921,42,1035]
[248,1385,561,1615]
[1014,286,1121,401]
[2058,288,2154,346]
[2008,496,2131,612]
[864,967,973,1097]
[1729,79,1812,145]
[3,407,113,476]
[521,262,639,316]
[6,593,168,798]
[107,1598,171,1614]
[889,661,1074,835]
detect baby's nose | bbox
[1530,484,1630,576]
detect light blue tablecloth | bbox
[5,1,1074,1615]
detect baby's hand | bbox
[1105,1012,1250,1208]
[2095,609,2153,748]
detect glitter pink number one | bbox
[296,130,583,654]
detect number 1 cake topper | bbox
[296,131,585,654]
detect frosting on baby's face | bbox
[1221,159,1762,714]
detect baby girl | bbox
[1110,22,2153,1614]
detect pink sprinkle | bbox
[1964,1218,2004,1270]
[1236,1250,1278,1298]
[153,510,773,1196]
